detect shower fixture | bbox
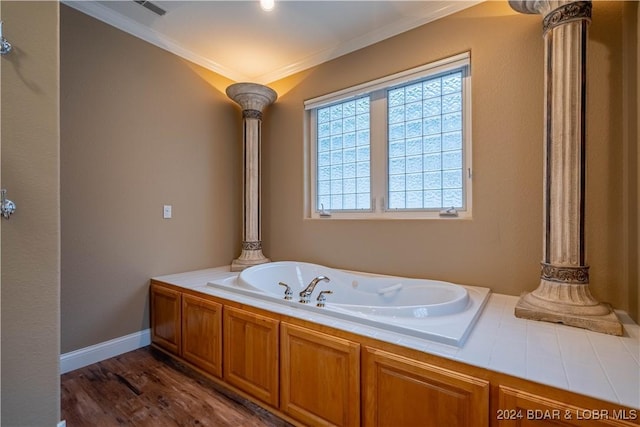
[1,189,16,220]
[0,21,13,56]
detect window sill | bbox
[305,211,472,220]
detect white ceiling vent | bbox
[133,1,166,16]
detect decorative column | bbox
[226,83,277,272]
[509,0,622,335]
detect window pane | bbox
[389,174,405,192]
[389,191,406,208]
[309,57,469,218]
[424,172,442,190]
[318,152,330,166]
[343,132,356,148]
[357,193,370,209]
[405,83,422,103]
[317,96,371,211]
[318,137,330,152]
[388,70,464,210]
[442,74,462,94]
[423,135,441,153]
[389,141,405,158]
[443,189,463,207]
[443,169,462,189]
[406,173,422,191]
[442,131,462,151]
[343,163,356,178]
[389,88,405,106]
[318,181,330,195]
[406,156,422,173]
[389,105,405,124]
[343,194,356,208]
[442,93,462,113]
[344,178,356,194]
[406,191,423,208]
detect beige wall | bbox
[1,1,61,425]
[59,0,637,356]
[265,1,636,315]
[623,0,639,322]
[637,0,640,323]
[60,6,240,352]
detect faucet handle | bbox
[316,290,333,307]
[278,282,293,300]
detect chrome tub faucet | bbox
[299,275,330,303]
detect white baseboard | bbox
[60,329,151,374]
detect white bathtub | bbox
[207,261,490,346]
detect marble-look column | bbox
[227,83,277,272]
[509,0,622,335]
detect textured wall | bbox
[1,1,61,424]
[621,0,639,322]
[60,5,240,353]
[636,0,640,322]
[264,1,635,316]
[59,0,637,356]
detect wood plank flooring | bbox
[61,346,293,427]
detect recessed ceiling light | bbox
[260,0,275,12]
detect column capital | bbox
[509,0,591,33]
[226,82,277,113]
[509,0,586,15]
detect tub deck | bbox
[153,266,640,410]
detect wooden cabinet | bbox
[150,282,181,354]
[150,282,638,427]
[280,323,360,427]
[362,346,490,427]
[497,386,638,427]
[182,293,223,378]
[223,305,280,407]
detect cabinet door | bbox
[497,386,638,427]
[363,346,490,427]
[223,306,279,407]
[182,294,222,378]
[280,323,360,427]
[150,283,181,354]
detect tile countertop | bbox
[153,267,640,410]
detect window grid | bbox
[306,52,471,219]
[387,71,464,210]
[316,96,371,211]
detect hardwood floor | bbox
[61,346,294,427]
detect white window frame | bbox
[304,52,472,220]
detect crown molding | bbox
[63,0,483,85]
[62,0,249,82]
[254,1,484,84]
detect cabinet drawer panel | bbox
[150,283,181,354]
[363,346,489,427]
[223,306,279,407]
[182,294,223,378]
[497,386,638,427]
[281,323,360,427]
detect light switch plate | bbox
[163,205,172,219]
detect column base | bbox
[514,281,623,335]
[231,249,271,272]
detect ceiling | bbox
[63,0,482,84]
